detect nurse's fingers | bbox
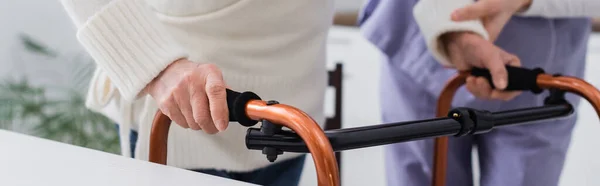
[490,90,521,101]
[447,41,469,70]
[467,75,522,101]
[466,76,492,99]
[490,51,522,101]
[503,50,522,67]
[441,32,469,70]
[482,12,513,41]
[451,0,502,21]
[482,50,508,90]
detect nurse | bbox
[359,0,598,185]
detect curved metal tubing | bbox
[432,72,600,186]
[433,73,468,186]
[149,100,340,186]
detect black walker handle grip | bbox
[226,89,262,126]
[470,65,545,94]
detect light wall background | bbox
[2,1,600,186]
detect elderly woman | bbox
[59,0,335,185]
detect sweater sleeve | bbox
[520,0,600,17]
[412,0,489,67]
[59,0,189,101]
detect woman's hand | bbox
[451,0,533,41]
[442,32,522,100]
[144,59,228,134]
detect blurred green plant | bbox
[0,34,120,154]
[19,34,58,57]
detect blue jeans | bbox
[116,125,305,186]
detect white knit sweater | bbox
[60,0,334,171]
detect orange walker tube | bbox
[432,72,600,186]
[148,100,340,186]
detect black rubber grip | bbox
[226,89,262,127]
[470,65,545,94]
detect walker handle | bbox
[149,89,340,186]
[470,65,545,94]
[225,89,262,126]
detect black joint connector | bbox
[449,107,495,136]
[260,120,282,136]
[469,109,494,134]
[544,74,568,105]
[448,108,475,137]
[266,100,279,105]
[259,119,283,162]
[262,147,283,162]
[544,88,568,105]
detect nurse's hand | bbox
[450,0,533,41]
[143,59,228,134]
[442,32,522,101]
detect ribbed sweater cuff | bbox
[76,0,188,101]
[413,0,489,67]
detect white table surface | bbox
[0,129,256,186]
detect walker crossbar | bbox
[148,65,600,186]
[245,103,573,153]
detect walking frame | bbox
[148,66,600,186]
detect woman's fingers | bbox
[203,65,229,132]
[162,96,190,129]
[174,88,200,130]
[189,76,218,134]
[147,59,230,134]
